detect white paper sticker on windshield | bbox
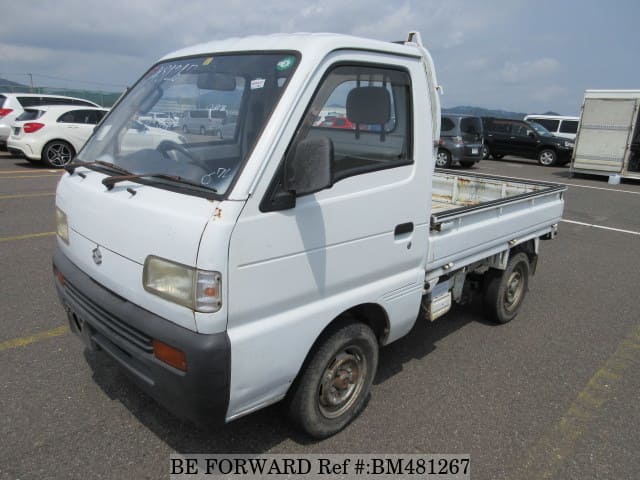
[251,78,265,90]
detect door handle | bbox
[394,222,414,237]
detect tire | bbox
[483,252,530,324]
[492,153,504,159]
[182,125,189,133]
[538,148,557,166]
[42,140,75,168]
[436,149,452,168]
[199,126,206,135]
[217,130,223,139]
[481,144,490,160]
[460,160,475,168]
[286,321,378,439]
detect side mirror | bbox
[284,137,334,198]
[528,131,535,139]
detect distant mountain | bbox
[0,77,28,90]
[442,105,527,120]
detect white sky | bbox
[1,0,638,115]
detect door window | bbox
[289,64,412,182]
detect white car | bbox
[7,105,108,168]
[0,93,100,148]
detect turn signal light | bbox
[23,122,45,133]
[153,339,187,372]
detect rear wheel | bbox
[199,126,206,135]
[436,149,452,168]
[182,125,189,133]
[42,140,75,168]
[286,321,378,438]
[483,252,530,324]
[538,148,558,166]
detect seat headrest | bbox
[346,86,391,125]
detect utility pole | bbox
[27,73,34,92]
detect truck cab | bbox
[54,32,564,438]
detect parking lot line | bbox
[0,325,69,352]
[0,192,55,200]
[562,219,640,236]
[516,323,640,480]
[0,231,56,242]
[0,174,61,179]
[0,170,59,174]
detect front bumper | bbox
[53,247,230,425]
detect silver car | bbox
[436,114,484,168]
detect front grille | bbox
[65,280,153,353]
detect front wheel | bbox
[42,140,75,168]
[436,149,452,168]
[286,321,378,438]
[481,145,490,160]
[538,148,557,166]
[483,252,530,324]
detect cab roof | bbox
[160,32,423,62]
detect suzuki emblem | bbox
[92,246,102,265]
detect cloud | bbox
[498,58,561,83]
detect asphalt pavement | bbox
[1,152,638,480]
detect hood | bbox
[56,169,216,267]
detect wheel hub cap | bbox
[318,348,366,419]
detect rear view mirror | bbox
[284,137,334,197]
[197,72,237,91]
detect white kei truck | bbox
[571,89,640,180]
[53,32,566,438]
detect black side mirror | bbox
[284,137,334,198]
[528,131,535,139]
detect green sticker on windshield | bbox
[276,56,295,71]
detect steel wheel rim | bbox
[540,151,554,165]
[46,143,72,167]
[318,346,367,419]
[504,268,525,312]
[436,152,449,167]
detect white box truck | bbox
[53,32,566,438]
[571,89,640,180]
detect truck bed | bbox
[426,170,566,279]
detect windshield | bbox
[528,121,552,137]
[79,52,299,196]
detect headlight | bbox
[56,207,69,244]
[564,141,575,148]
[143,256,222,312]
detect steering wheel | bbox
[157,140,200,166]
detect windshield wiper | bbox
[65,160,131,176]
[102,173,217,193]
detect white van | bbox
[181,108,226,135]
[524,114,579,140]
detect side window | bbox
[531,119,559,131]
[559,120,578,134]
[441,117,456,132]
[291,65,412,182]
[57,111,79,123]
[512,124,529,137]
[489,120,511,134]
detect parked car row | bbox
[436,113,576,169]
